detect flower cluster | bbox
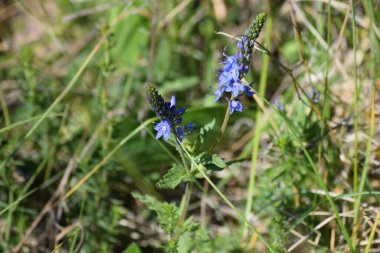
[147,84,193,141]
[274,99,285,111]
[309,88,320,103]
[214,13,267,114]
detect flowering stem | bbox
[350,0,360,247]
[244,16,272,243]
[180,180,193,222]
[210,104,230,151]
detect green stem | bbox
[210,105,230,151]
[317,0,332,192]
[244,15,272,240]
[180,182,193,222]
[175,133,193,222]
[350,0,359,247]
[0,87,10,127]
[365,210,380,253]
[177,141,275,252]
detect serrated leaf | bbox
[122,243,141,253]
[200,119,215,135]
[177,222,210,253]
[157,165,192,189]
[211,154,227,168]
[199,119,215,143]
[193,119,215,151]
[132,193,179,233]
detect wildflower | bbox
[213,13,267,114]
[213,87,225,101]
[225,79,245,97]
[243,85,255,97]
[218,56,240,87]
[147,84,193,141]
[229,100,243,114]
[309,88,320,103]
[274,99,285,111]
[155,121,171,140]
[170,96,176,107]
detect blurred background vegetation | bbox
[0,0,379,252]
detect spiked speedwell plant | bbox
[139,13,268,253]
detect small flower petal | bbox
[229,100,243,114]
[170,96,176,107]
[154,120,171,140]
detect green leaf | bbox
[132,193,179,233]
[210,154,227,168]
[177,220,210,253]
[156,164,192,189]
[199,119,215,142]
[161,76,199,93]
[196,153,227,171]
[153,38,172,82]
[193,119,215,151]
[122,243,142,253]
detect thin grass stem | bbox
[244,15,272,241]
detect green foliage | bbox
[196,153,227,172]
[192,118,216,150]
[122,243,142,253]
[156,164,193,189]
[133,193,179,235]
[132,193,210,253]
[1,1,378,252]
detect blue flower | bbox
[213,87,225,101]
[309,88,320,103]
[229,100,243,114]
[274,99,285,111]
[154,120,171,140]
[218,64,240,87]
[225,79,245,97]
[176,126,185,142]
[170,96,176,107]
[244,85,255,97]
[222,54,239,70]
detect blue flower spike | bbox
[213,13,267,114]
[147,84,193,142]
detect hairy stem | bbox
[175,133,193,222]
